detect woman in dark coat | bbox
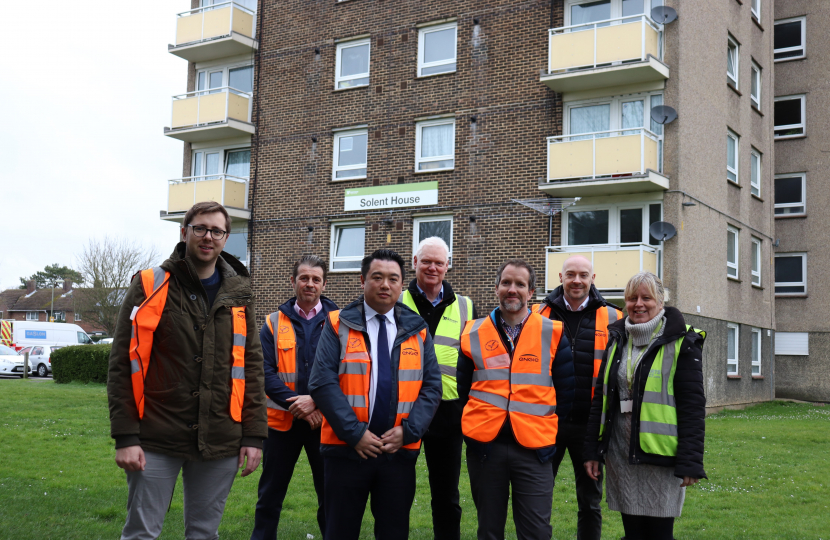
[583,272,707,540]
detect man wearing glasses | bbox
[107,201,267,540]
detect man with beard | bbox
[457,259,574,540]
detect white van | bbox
[11,322,94,377]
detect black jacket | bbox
[404,279,478,437]
[538,285,622,424]
[583,306,708,479]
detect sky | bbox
[0,0,193,290]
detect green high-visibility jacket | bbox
[401,290,473,401]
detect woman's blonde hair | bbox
[624,272,664,305]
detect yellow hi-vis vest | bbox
[401,290,473,400]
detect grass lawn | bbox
[0,379,828,539]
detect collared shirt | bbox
[500,308,531,348]
[363,301,397,423]
[294,299,323,320]
[564,295,590,312]
[416,283,444,307]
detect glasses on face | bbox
[187,224,227,240]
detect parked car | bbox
[18,345,63,377]
[0,344,31,377]
[98,337,113,344]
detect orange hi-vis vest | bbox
[533,302,619,399]
[128,266,247,422]
[264,311,297,431]
[320,310,427,451]
[460,313,564,449]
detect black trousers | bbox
[323,454,416,540]
[550,421,603,540]
[251,423,325,540]
[422,427,463,540]
[620,513,675,540]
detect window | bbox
[413,216,453,266]
[750,61,761,110]
[77,332,92,345]
[565,0,664,25]
[563,201,663,246]
[751,237,762,286]
[727,225,739,279]
[225,225,248,264]
[32,347,44,356]
[751,328,762,375]
[774,174,806,215]
[751,0,760,21]
[775,253,806,295]
[774,95,805,138]
[727,35,739,89]
[197,64,254,95]
[727,130,739,183]
[418,23,457,77]
[333,129,368,180]
[335,39,370,89]
[193,147,251,180]
[775,332,808,355]
[727,323,739,375]
[330,223,365,271]
[53,311,65,322]
[750,148,761,197]
[225,149,251,178]
[416,119,455,171]
[774,17,806,61]
[74,310,81,322]
[26,312,39,321]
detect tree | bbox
[19,264,83,289]
[73,237,160,336]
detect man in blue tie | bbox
[310,249,442,540]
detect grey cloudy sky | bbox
[0,0,192,290]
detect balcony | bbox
[164,87,254,143]
[169,2,258,63]
[545,244,660,292]
[161,175,251,223]
[541,128,668,197]
[541,15,668,94]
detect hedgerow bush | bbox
[51,344,111,384]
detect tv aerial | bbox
[651,6,678,25]
[649,221,677,242]
[651,105,678,125]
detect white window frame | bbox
[751,0,761,22]
[335,38,371,90]
[727,35,740,89]
[774,95,806,139]
[774,173,806,216]
[562,200,664,247]
[332,129,368,181]
[774,16,806,62]
[774,252,807,296]
[417,22,457,78]
[751,236,762,286]
[727,129,739,184]
[751,328,762,375]
[329,222,365,272]
[750,147,761,197]
[564,0,664,25]
[74,310,81,322]
[26,312,39,321]
[191,144,252,180]
[750,60,762,110]
[196,62,254,95]
[415,118,456,172]
[727,225,740,279]
[53,311,65,322]
[413,215,454,267]
[727,323,739,375]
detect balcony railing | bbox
[547,128,660,181]
[168,175,249,213]
[545,243,660,291]
[170,87,252,129]
[175,2,256,46]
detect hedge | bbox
[51,344,111,384]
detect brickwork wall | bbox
[249,0,564,323]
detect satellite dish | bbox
[649,221,677,242]
[650,105,678,125]
[651,6,678,24]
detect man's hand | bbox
[680,476,699,487]
[286,395,317,419]
[380,426,404,454]
[304,410,323,429]
[354,429,383,459]
[584,460,601,481]
[116,446,146,472]
[238,446,262,477]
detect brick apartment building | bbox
[158,0,827,404]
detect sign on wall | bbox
[344,181,438,211]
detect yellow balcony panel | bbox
[170,3,257,62]
[165,88,254,143]
[538,170,668,198]
[164,176,251,222]
[542,15,667,93]
[545,244,660,292]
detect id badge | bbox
[620,400,633,413]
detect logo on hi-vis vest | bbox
[485,340,499,351]
[442,316,459,324]
[402,347,418,356]
[518,354,539,363]
[595,330,606,338]
[236,311,245,319]
[648,368,661,379]
[349,338,361,348]
[279,325,289,334]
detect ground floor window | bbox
[751,328,762,375]
[330,222,365,271]
[26,312,39,321]
[727,323,739,375]
[53,311,65,322]
[413,215,453,266]
[775,332,808,355]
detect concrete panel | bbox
[202,7,231,40]
[549,139,594,179]
[171,96,199,128]
[169,182,195,212]
[194,179,223,204]
[232,7,254,38]
[549,30,595,71]
[176,14,203,45]
[198,92,228,124]
[224,179,247,209]
[227,92,250,122]
[596,23,643,65]
[595,134,641,176]
[775,333,830,402]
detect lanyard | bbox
[626,320,663,388]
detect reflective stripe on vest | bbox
[401,291,473,401]
[460,313,564,449]
[264,311,297,431]
[129,267,170,419]
[229,306,247,422]
[319,310,426,450]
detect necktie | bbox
[368,314,392,436]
